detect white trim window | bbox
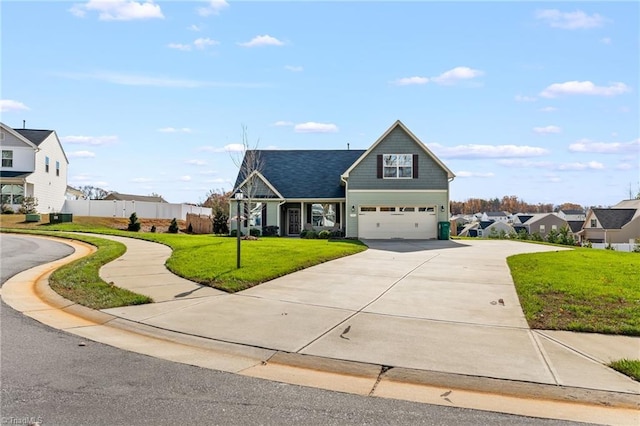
[2,150,13,167]
[383,154,412,178]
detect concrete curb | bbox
[2,233,639,425]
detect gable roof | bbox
[15,129,54,146]
[0,122,39,149]
[234,150,365,199]
[14,127,69,165]
[592,208,637,229]
[342,120,455,180]
[517,214,534,224]
[567,220,584,233]
[103,192,168,203]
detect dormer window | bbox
[383,154,412,178]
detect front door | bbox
[287,208,301,235]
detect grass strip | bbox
[508,248,640,335]
[608,359,640,381]
[4,229,152,309]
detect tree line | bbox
[450,196,584,215]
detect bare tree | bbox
[79,185,109,200]
[229,125,264,232]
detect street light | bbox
[234,190,244,269]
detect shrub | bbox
[150,225,156,233]
[517,229,529,240]
[605,242,615,251]
[229,229,244,237]
[330,229,344,238]
[530,232,543,242]
[262,225,279,236]
[213,211,229,234]
[546,228,559,244]
[318,230,331,239]
[583,240,593,248]
[249,227,261,237]
[18,196,38,214]
[302,230,318,239]
[168,218,179,234]
[127,212,141,232]
[1,204,14,214]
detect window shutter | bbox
[413,154,419,178]
[335,203,341,224]
[377,155,383,178]
[306,204,312,224]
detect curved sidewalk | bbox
[2,233,639,425]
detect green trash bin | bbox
[438,221,450,240]
[49,213,73,224]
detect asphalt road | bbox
[0,234,589,425]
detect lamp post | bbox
[235,190,244,269]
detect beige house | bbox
[579,199,640,244]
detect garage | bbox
[358,206,438,239]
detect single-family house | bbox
[477,220,514,238]
[231,120,455,239]
[519,213,570,239]
[558,209,586,221]
[0,122,69,213]
[481,211,510,223]
[578,199,640,244]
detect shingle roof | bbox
[486,211,507,217]
[14,129,54,146]
[0,171,31,179]
[234,150,366,199]
[104,192,168,203]
[592,208,636,229]
[517,214,533,224]
[567,220,584,233]
[561,209,584,215]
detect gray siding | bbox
[348,127,448,190]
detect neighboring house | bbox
[231,120,455,239]
[481,211,510,223]
[103,191,168,203]
[558,209,586,221]
[579,199,640,244]
[519,213,570,239]
[0,122,69,213]
[477,220,514,238]
[66,185,85,200]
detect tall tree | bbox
[230,125,264,231]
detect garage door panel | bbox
[358,207,437,239]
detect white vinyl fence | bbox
[62,199,211,221]
[591,243,638,252]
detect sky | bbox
[1,0,638,207]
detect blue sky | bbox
[2,1,638,207]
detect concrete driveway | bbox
[104,237,625,387]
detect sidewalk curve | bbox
[2,233,638,425]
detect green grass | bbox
[4,229,152,309]
[508,248,640,335]
[608,359,640,381]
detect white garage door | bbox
[358,206,438,239]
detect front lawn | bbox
[508,248,640,335]
[609,359,640,381]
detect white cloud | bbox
[61,135,119,145]
[187,24,202,32]
[432,67,484,85]
[455,171,495,178]
[238,35,284,47]
[557,161,605,171]
[57,71,267,89]
[428,143,549,159]
[392,76,429,86]
[533,125,562,135]
[539,106,558,112]
[497,159,553,168]
[0,99,30,112]
[194,37,219,49]
[179,175,192,182]
[515,95,537,102]
[284,65,303,72]
[569,138,640,154]
[540,81,630,98]
[168,43,192,51]
[158,127,192,133]
[68,150,96,158]
[294,122,339,133]
[131,177,153,183]
[69,0,164,21]
[535,9,608,30]
[185,159,207,166]
[273,121,293,127]
[600,37,612,45]
[197,0,228,17]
